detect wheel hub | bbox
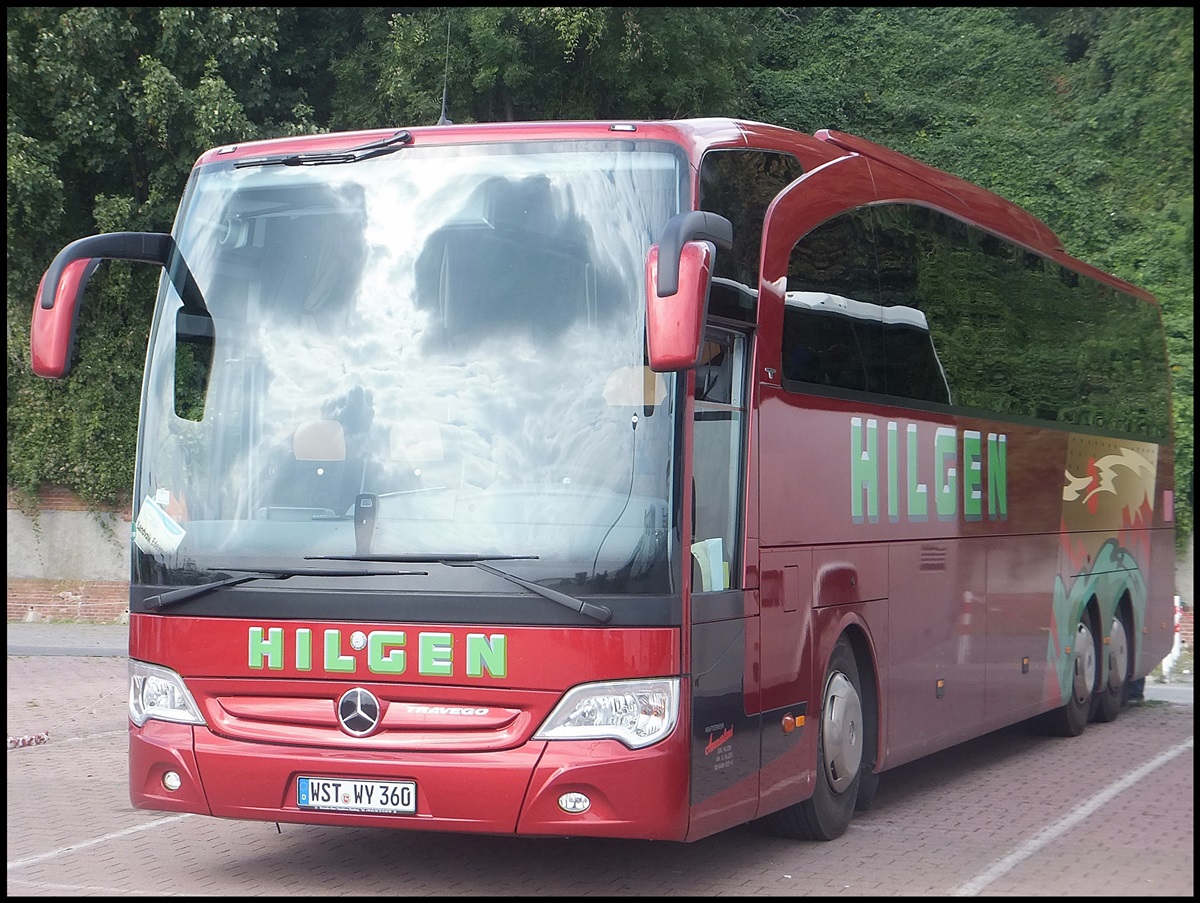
[822,671,864,793]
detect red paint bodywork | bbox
[30,260,94,378]
[131,615,692,839]
[91,118,1173,841]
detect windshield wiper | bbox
[146,565,427,611]
[466,560,614,624]
[236,130,413,168]
[308,554,614,624]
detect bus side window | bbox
[698,149,805,323]
[781,293,877,393]
[691,331,747,592]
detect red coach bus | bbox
[30,119,1176,842]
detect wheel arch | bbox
[1076,592,1104,662]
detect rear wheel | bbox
[761,636,864,840]
[1038,616,1097,737]
[1091,614,1130,723]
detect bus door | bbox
[750,153,881,815]
[686,326,759,837]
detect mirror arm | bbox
[39,232,173,310]
[655,212,733,297]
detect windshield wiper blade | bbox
[146,565,427,611]
[236,130,413,168]
[466,560,614,624]
[307,554,613,623]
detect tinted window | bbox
[782,208,949,404]
[780,203,1171,439]
[873,205,1169,436]
[699,150,804,321]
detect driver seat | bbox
[274,419,365,515]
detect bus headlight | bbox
[129,660,205,727]
[534,678,679,749]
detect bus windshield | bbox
[134,140,687,594]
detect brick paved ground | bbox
[6,639,1193,897]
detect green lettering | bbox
[467,633,508,678]
[368,630,407,674]
[324,629,355,673]
[249,626,284,670]
[907,424,928,521]
[963,430,983,520]
[935,427,958,519]
[295,628,312,672]
[419,632,453,676]
[887,421,900,522]
[850,417,879,523]
[988,433,1008,520]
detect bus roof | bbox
[191,117,1154,305]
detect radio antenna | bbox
[437,21,453,125]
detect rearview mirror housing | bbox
[644,211,733,373]
[645,241,716,372]
[31,232,175,378]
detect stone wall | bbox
[6,486,1195,643]
[7,488,130,623]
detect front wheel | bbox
[760,636,864,841]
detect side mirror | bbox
[30,232,182,378]
[644,211,733,372]
[31,257,102,379]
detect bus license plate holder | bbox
[297,776,417,814]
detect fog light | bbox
[162,771,182,792]
[558,791,591,814]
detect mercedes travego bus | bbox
[30,118,1177,843]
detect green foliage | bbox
[745,6,1194,552]
[5,6,1193,551]
[339,7,752,125]
[6,6,323,507]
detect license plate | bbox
[297,776,417,814]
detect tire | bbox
[855,766,880,813]
[1091,613,1129,723]
[1038,616,1097,737]
[760,636,864,840]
